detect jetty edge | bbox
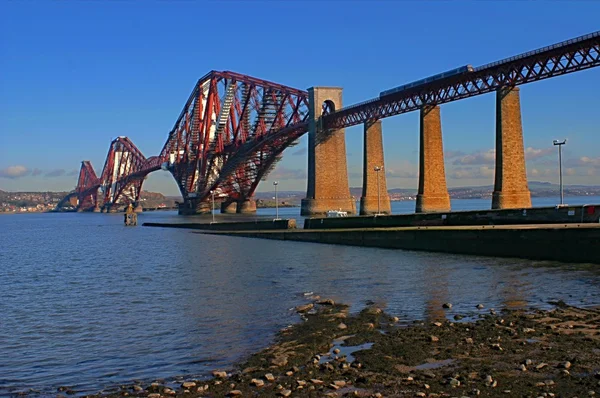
[201,223,600,264]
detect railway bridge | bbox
[58,31,600,215]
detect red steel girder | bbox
[75,160,100,209]
[76,160,99,193]
[69,138,160,211]
[324,31,600,130]
[159,70,309,203]
[213,121,308,199]
[62,31,600,212]
[101,137,151,206]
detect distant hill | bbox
[254,184,600,202]
[349,183,600,200]
[139,191,178,208]
[253,191,304,199]
[2,182,599,206]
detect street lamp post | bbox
[553,139,567,206]
[374,166,382,215]
[273,181,279,220]
[210,190,215,223]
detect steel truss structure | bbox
[99,137,161,207]
[323,31,600,129]
[159,71,309,205]
[63,137,162,211]
[59,31,599,212]
[63,72,309,211]
[74,160,99,209]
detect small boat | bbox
[327,209,348,218]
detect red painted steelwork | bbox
[66,71,309,211]
[159,71,309,204]
[61,31,599,212]
[71,138,160,210]
[99,137,158,207]
[75,160,100,210]
[324,31,600,130]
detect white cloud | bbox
[0,165,29,179]
[453,149,496,166]
[578,156,600,167]
[382,160,419,179]
[528,168,554,178]
[451,146,554,167]
[524,147,554,160]
[385,169,418,178]
[449,166,494,179]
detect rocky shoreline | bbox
[44,299,600,397]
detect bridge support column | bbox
[237,199,256,214]
[416,105,451,213]
[221,201,237,214]
[492,87,531,209]
[195,201,211,214]
[360,120,391,215]
[301,87,356,216]
[93,205,101,213]
[178,199,210,215]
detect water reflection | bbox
[424,258,451,322]
[499,271,530,309]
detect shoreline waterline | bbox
[16,299,600,397]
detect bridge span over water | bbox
[58,31,600,215]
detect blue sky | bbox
[1,1,599,195]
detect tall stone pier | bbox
[492,87,531,209]
[301,87,356,215]
[237,199,257,214]
[416,105,451,213]
[221,201,237,214]
[360,120,391,215]
[178,199,210,215]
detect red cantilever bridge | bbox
[59,31,600,214]
[59,70,312,213]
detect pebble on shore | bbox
[82,299,600,398]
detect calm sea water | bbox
[1,196,600,396]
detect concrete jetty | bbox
[201,223,600,264]
[143,219,296,231]
[304,204,600,229]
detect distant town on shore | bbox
[2,181,599,213]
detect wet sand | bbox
[77,298,600,398]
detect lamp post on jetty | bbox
[210,190,215,223]
[553,139,567,206]
[374,166,382,215]
[273,181,279,220]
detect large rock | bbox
[271,356,288,367]
[212,371,228,379]
[296,303,314,313]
